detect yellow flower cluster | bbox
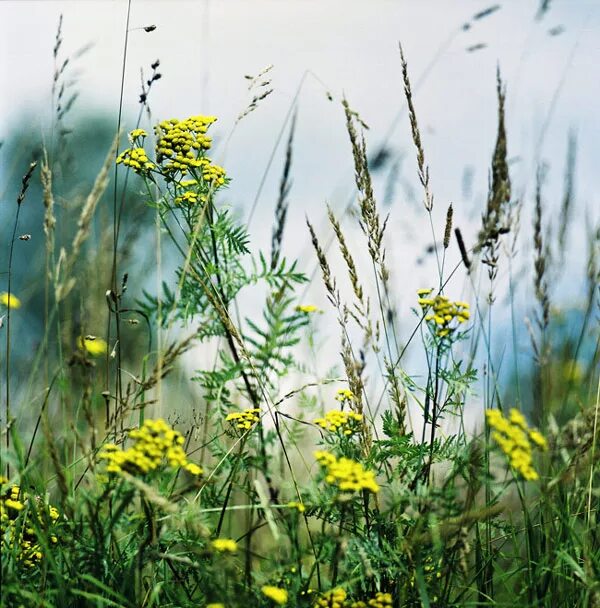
[201,162,227,186]
[335,388,354,403]
[486,408,547,480]
[98,418,203,477]
[313,410,362,436]
[116,146,155,174]
[175,190,207,206]
[261,585,288,605]
[154,115,216,175]
[314,589,392,608]
[353,593,393,608]
[129,128,148,141]
[0,479,59,568]
[211,538,238,553]
[225,408,261,431]
[417,289,470,338]
[314,451,379,494]
[315,588,348,608]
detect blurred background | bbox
[1,0,598,429]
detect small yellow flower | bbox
[211,538,238,553]
[335,388,354,403]
[295,304,321,314]
[287,501,306,513]
[129,128,148,140]
[0,292,21,309]
[313,410,362,435]
[226,408,261,432]
[261,586,288,605]
[184,462,203,476]
[207,604,225,608]
[77,335,108,357]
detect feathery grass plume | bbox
[306,218,337,304]
[340,322,367,421]
[41,151,56,253]
[306,218,368,417]
[531,166,551,427]
[55,132,119,302]
[558,130,577,258]
[443,203,453,249]
[271,109,296,269]
[399,44,433,212]
[237,65,274,123]
[477,70,511,251]
[342,98,389,282]
[51,14,89,173]
[327,206,371,329]
[475,70,512,301]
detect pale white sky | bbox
[1,0,598,303]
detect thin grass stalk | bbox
[4,161,37,475]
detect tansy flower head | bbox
[314,451,379,494]
[77,335,108,357]
[261,586,288,605]
[313,410,362,436]
[154,115,218,177]
[417,289,470,338]
[116,147,155,175]
[335,388,354,403]
[226,408,261,432]
[128,128,148,142]
[211,538,238,553]
[295,304,321,314]
[0,292,21,309]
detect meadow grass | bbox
[1,14,599,608]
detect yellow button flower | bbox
[0,292,21,309]
[77,335,108,357]
[261,586,288,605]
